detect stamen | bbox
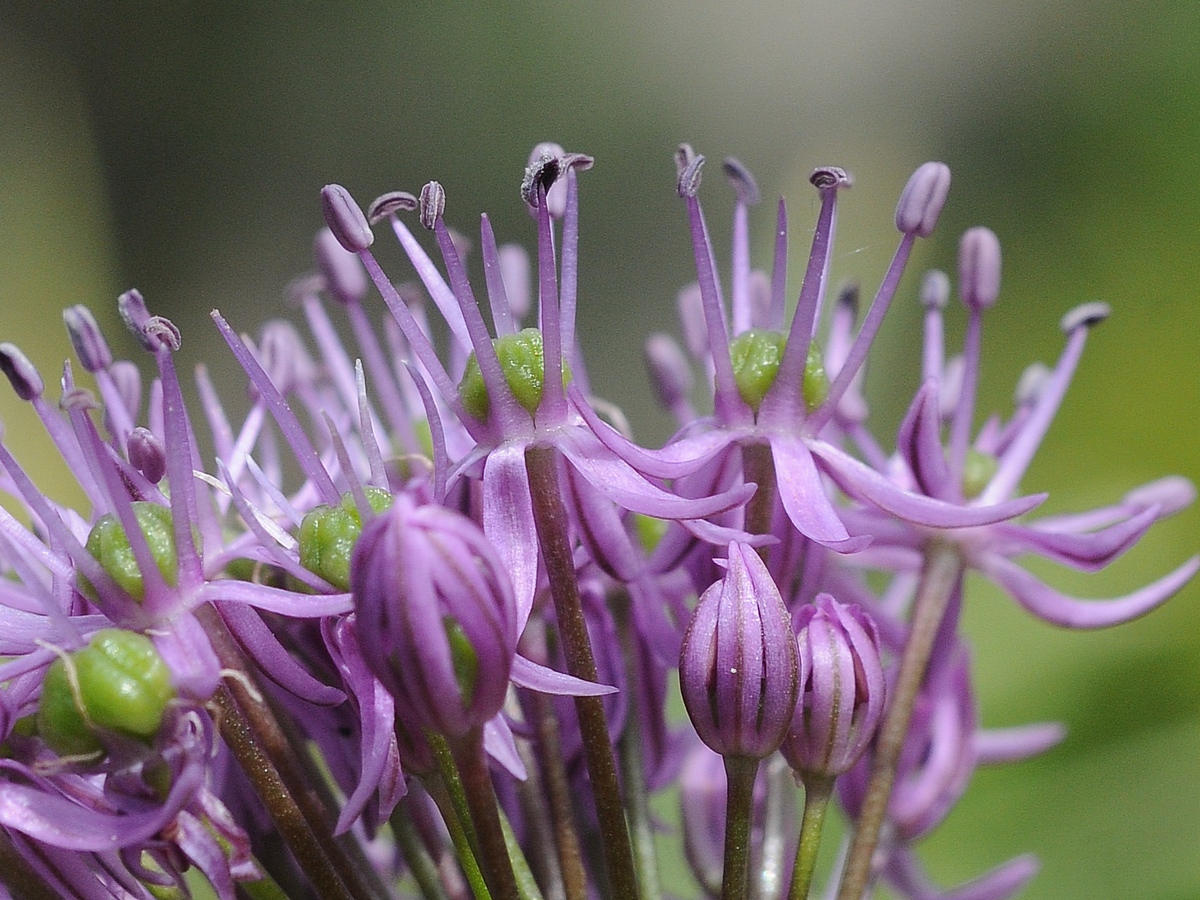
[63,306,114,373]
[0,343,44,400]
[894,161,952,237]
[418,182,446,231]
[314,228,369,305]
[321,184,375,252]
[128,427,167,484]
[959,227,1002,311]
[367,190,418,224]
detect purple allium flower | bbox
[575,156,1043,555]
[351,494,518,738]
[780,593,885,780]
[680,542,798,759]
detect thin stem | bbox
[499,807,547,900]
[721,755,760,900]
[391,800,453,900]
[525,444,640,900]
[752,754,793,900]
[835,544,963,900]
[742,441,777,549]
[451,731,522,900]
[788,776,834,900]
[613,590,664,900]
[424,773,493,900]
[532,691,589,900]
[238,863,293,900]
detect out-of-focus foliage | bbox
[0,4,1196,897]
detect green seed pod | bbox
[457,328,571,421]
[84,502,178,600]
[36,629,175,756]
[443,615,479,704]
[298,488,394,590]
[802,340,829,412]
[634,513,669,554]
[729,329,785,413]
[962,448,999,499]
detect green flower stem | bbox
[531,690,589,900]
[450,730,522,900]
[721,755,760,900]
[499,806,546,900]
[612,589,664,900]
[390,799,453,900]
[787,775,834,900]
[0,828,62,900]
[423,773,493,900]
[510,689,568,900]
[741,441,778,546]
[525,444,641,900]
[240,863,294,900]
[835,543,963,900]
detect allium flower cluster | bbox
[0,137,1191,900]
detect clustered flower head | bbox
[0,136,1192,900]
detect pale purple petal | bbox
[770,434,870,553]
[974,723,1066,764]
[483,442,538,633]
[989,505,1159,572]
[510,654,617,696]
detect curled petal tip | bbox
[418,181,446,230]
[1060,300,1110,333]
[920,270,950,310]
[320,183,374,252]
[959,226,1002,310]
[810,166,852,191]
[722,157,760,205]
[895,161,951,237]
[366,190,418,224]
[1125,475,1196,516]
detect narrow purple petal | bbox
[483,442,538,633]
[897,379,951,499]
[770,434,870,552]
[510,654,617,696]
[974,723,1065,764]
[989,505,1159,572]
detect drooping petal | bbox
[482,442,539,633]
[770,434,869,553]
[510,654,616,696]
[987,504,1159,572]
[896,379,950,499]
[974,722,1065,764]
[978,553,1200,629]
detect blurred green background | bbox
[1,3,1196,898]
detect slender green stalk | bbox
[391,799,453,900]
[499,806,546,900]
[451,732,522,900]
[612,590,664,900]
[721,756,760,900]
[525,445,640,900]
[752,754,793,900]
[423,773,493,900]
[835,544,963,900]
[510,690,568,900]
[0,829,62,900]
[239,864,293,900]
[788,776,834,900]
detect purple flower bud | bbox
[895,162,951,237]
[313,227,368,305]
[958,226,1002,311]
[781,594,885,780]
[63,305,113,372]
[0,343,44,400]
[351,496,518,738]
[128,426,167,484]
[644,333,693,412]
[680,543,799,759]
[321,184,374,252]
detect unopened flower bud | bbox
[958,227,1002,311]
[895,162,951,237]
[37,628,176,756]
[314,227,369,305]
[352,497,518,738]
[321,184,374,253]
[680,543,798,759]
[781,595,885,780]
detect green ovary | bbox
[728,330,828,414]
[443,616,479,704]
[458,328,571,421]
[298,487,394,591]
[37,629,175,756]
[962,448,998,499]
[84,502,178,601]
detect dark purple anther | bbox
[958,227,1002,311]
[809,166,852,192]
[1060,301,1110,333]
[321,184,374,253]
[676,153,706,199]
[118,289,155,350]
[418,181,446,231]
[313,227,368,305]
[128,426,167,484]
[723,158,761,206]
[895,162,952,237]
[143,316,181,352]
[63,305,113,372]
[366,190,418,224]
[0,343,43,400]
